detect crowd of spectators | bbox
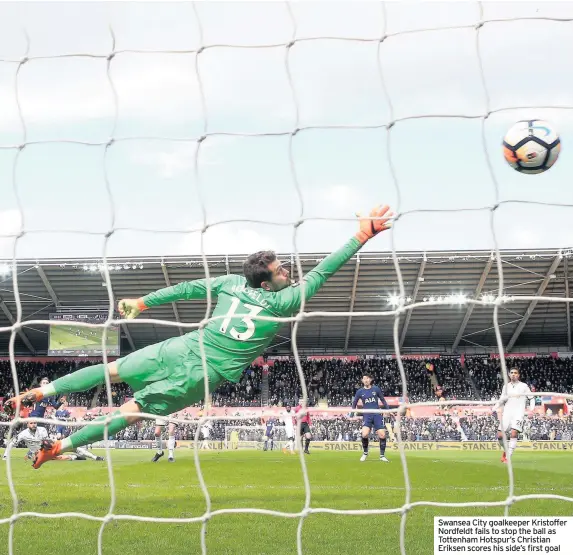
[212,365,262,407]
[2,406,572,447]
[267,356,474,406]
[459,415,499,440]
[115,414,262,442]
[301,415,461,442]
[0,359,262,409]
[0,359,105,407]
[467,356,573,400]
[268,358,322,407]
[1,356,572,418]
[95,382,132,407]
[433,358,477,400]
[3,354,573,452]
[105,413,573,444]
[399,415,463,441]
[459,413,573,441]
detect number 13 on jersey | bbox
[219,298,263,341]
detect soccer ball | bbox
[502,119,561,174]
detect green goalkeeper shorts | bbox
[115,335,225,416]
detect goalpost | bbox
[1,2,573,555]
[224,425,290,450]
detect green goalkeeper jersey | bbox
[141,237,362,383]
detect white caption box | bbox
[434,517,573,553]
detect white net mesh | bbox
[1,2,573,555]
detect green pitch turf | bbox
[0,449,571,554]
[49,326,119,352]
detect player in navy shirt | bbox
[263,417,275,451]
[29,378,64,427]
[350,374,390,462]
[55,400,71,440]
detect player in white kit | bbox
[281,405,295,455]
[2,422,103,462]
[200,420,212,450]
[152,413,178,463]
[493,367,535,463]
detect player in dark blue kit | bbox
[55,400,71,440]
[350,374,390,462]
[30,378,65,428]
[263,418,275,451]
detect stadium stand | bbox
[466,356,573,400]
[2,356,573,448]
[1,249,572,448]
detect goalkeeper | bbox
[5,205,392,469]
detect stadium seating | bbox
[2,357,573,448]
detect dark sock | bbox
[304,438,310,451]
[380,437,387,456]
[271,440,274,450]
[362,437,369,453]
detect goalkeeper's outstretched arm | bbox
[274,204,393,316]
[118,204,393,319]
[118,274,230,319]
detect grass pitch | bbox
[0,449,571,554]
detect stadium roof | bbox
[0,247,571,356]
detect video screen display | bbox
[48,313,120,357]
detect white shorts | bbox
[155,416,178,427]
[498,413,524,433]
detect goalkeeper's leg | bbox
[31,340,225,468]
[4,361,121,412]
[32,400,142,469]
[5,337,195,414]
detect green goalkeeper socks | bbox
[49,363,109,396]
[61,411,129,452]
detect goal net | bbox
[224,425,290,450]
[1,2,573,555]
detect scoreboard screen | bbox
[48,313,120,357]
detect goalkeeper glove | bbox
[355,204,393,244]
[118,298,148,320]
